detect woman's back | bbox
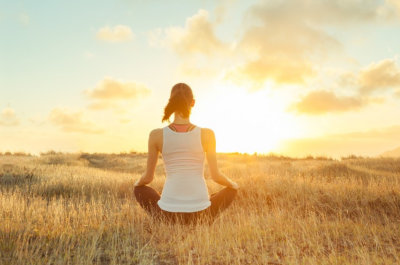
[133,83,238,224]
[157,125,211,212]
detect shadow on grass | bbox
[0,164,40,190]
[0,163,136,203]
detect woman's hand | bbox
[228,180,240,190]
[134,172,153,187]
[134,178,141,187]
[231,182,239,190]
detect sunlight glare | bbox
[193,83,302,154]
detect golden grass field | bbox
[1,152,399,265]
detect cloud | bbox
[86,101,116,111]
[214,0,236,24]
[386,0,400,18]
[358,58,400,94]
[250,0,396,25]
[288,57,400,115]
[96,25,134,42]
[338,57,400,95]
[148,9,237,79]
[0,108,20,126]
[224,1,347,87]
[85,77,150,100]
[224,0,400,87]
[84,77,151,111]
[225,52,316,87]
[148,9,228,56]
[147,1,399,84]
[289,90,365,115]
[49,108,104,134]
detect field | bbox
[1,152,400,265]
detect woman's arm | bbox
[134,129,160,187]
[204,128,239,189]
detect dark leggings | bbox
[134,185,237,225]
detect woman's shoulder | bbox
[200,127,214,134]
[149,128,163,138]
[200,127,215,140]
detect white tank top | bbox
[157,125,211,212]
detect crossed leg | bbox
[133,185,162,216]
[207,187,238,218]
[133,185,238,224]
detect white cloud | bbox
[49,108,104,134]
[289,90,365,115]
[214,0,237,24]
[250,0,398,25]
[225,0,400,87]
[0,108,20,126]
[358,58,400,94]
[385,0,400,18]
[337,57,400,96]
[96,25,134,42]
[288,56,400,115]
[148,9,228,56]
[83,77,151,111]
[147,9,236,79]
[84,77,150,100]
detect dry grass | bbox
[1,153,399,265]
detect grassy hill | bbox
[1,152,399,264]
[381,146,400,157]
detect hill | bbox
[1,153,400,264]
[381,146,400,157]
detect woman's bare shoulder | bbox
[149,128,163,152]
[200,128,215,146]
[201,127,215,137]
[200,128,215,152]
[149,128,163,138]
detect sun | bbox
[192,82,302,154]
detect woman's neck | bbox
[172,113,191,124]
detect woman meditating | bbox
[133,83,239,225]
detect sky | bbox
[1,0,400,158]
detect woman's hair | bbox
[162,83,194,122]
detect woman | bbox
[133,83,239,225]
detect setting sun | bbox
[193,82,302,154]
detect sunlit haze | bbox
[1,0,400,157]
